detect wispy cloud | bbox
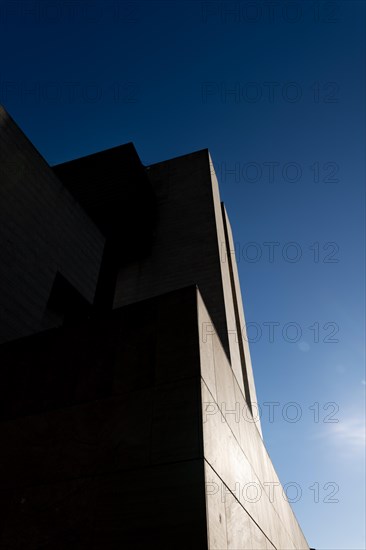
[309,415,366,459]
[328,418,366,450]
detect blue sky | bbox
[0,1,364,548]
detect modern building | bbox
[0,105,309,549]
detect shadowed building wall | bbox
[0,106,309,549]
[0,107,105,343]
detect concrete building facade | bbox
[0,106,309,549]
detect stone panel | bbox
[151,376,202,464]
[221,204,261,434]
[197,289,217,402]
[0,390,153,489]
[0,461,207,550]
[114,150,232,366]
[204,461,228,550]
[224,491,252,549]
[201,351,309,550]
[0,107,105,344]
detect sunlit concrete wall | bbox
[198,290,309,550]
[220,202,262,436]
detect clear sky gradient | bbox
[0,1,365,548]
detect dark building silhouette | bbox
[0,106,309,549]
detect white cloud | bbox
[326,418,365,452]
[309,415,366,459]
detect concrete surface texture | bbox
[0,105,309,549]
